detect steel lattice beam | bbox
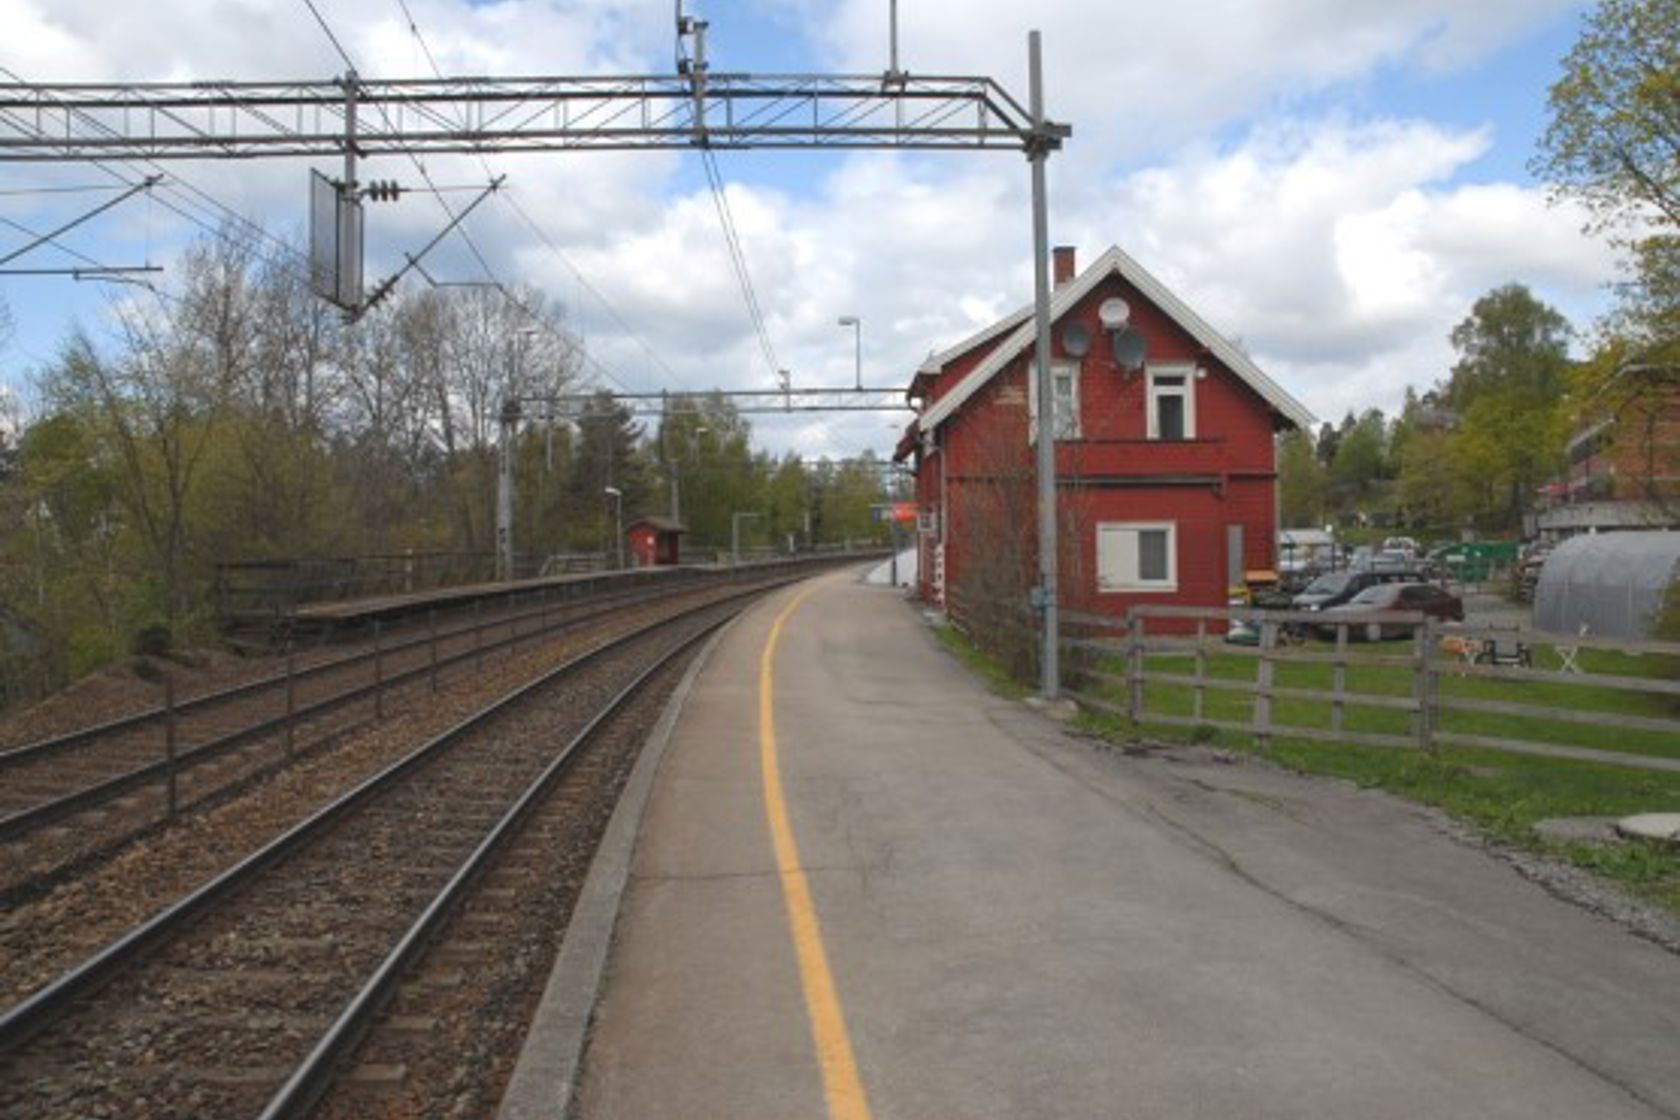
[0,73,1057,162]
[515,386,912,420]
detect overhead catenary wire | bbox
[386,0,671,397]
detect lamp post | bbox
[604,486,624,569]
[837,315,861,391]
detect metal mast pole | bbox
[497,398,520,581]
[1027,30,1059,700]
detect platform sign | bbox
[871,502,918,524]
[309,169,363,311]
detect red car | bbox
[1314,581,1464,640]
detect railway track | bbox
[0,581,770,1118]
[0,571,757,901]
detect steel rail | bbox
[0,578,780,1053]
[259,605,727,1118]
[0,569,778,845]
[0,572,703,769]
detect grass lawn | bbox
[945,625,1680,916]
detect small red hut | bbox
[626,517,686,567]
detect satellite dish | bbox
[1098,297,1131,330]
[1112,327,1147,370]
[1061,322,1091,357]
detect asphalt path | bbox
[576,573,1680,1119]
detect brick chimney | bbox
[1052,245,1077,287]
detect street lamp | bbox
[837,315,861,391]
[604,486,624,569]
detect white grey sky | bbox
[0,0,1621,452]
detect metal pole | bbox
[732,512,741,570]
[373,619,384,721]
[854,318,862,391]
[615,496,625,570]
[428,606,439,693]
[284,645,296,755]
[1028,30,1059,700]
[163,676,178,817]
[496,398,520,581]
[889,0,900,74]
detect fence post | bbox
[373,619,385,721]
[474,599,483,671]
[1193,617,1206,724]
[1416,619,1436,750]
[428,607,439,693]
[1125,608,1142,724]
[163,676,178,817]
[1332,623,1347,736]
[1255,619,1276,749]
[284,644,296,756]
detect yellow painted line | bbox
[759,583,873,1120]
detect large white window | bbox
[1146,364,1196,440]
[1028,360,1080,441]
[1097,522,1178,593]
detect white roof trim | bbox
[918,245,1315,433]
[916,304,1035,377]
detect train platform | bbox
[503,569,1680,1120]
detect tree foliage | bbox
[0,230,896,707]
[1534,0,1680,233]
[1535,0,1680,356]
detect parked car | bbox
[1314,581,1464,640]
[1290,567,1427,613]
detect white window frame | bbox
[1096,521,1178,593]
[1146,363,1197,440]
[1027,360,1081,442]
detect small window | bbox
[1097,522,1178,593]
[1028,360,1081,442]
[1147,365,1196,440]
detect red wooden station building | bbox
[894,245,1314,626]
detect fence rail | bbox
[1056,604,1680,775]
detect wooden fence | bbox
[1058,605,1680,776]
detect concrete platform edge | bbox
[495,617,740,1120]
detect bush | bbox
[131,623,173,657]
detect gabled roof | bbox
[916,245,1315,433]
[627,516,687,533]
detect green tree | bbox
[1443,286,1574,529]
[1277,428,1327,526]
[1534,0,1680,353]
[1534,0,1680,232]
[1446,285,1572,408]
[1327,409,1388,515]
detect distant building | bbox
[894,245,1314,628]
[1537,362,1680,539]
[626,517,685,567]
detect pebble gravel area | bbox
[0,577,788,1012]
[316,650,690,1120]
[0,578,762,905]
[0,600,738,1119]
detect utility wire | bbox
[384,0,653,395]
[699,147,780,381]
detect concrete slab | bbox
[574,574,1680,1120]
[1618,813,1680,844]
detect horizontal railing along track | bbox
[0,574,709,770]
[0,578,724,846]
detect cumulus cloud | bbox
[0,0,1620,454]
